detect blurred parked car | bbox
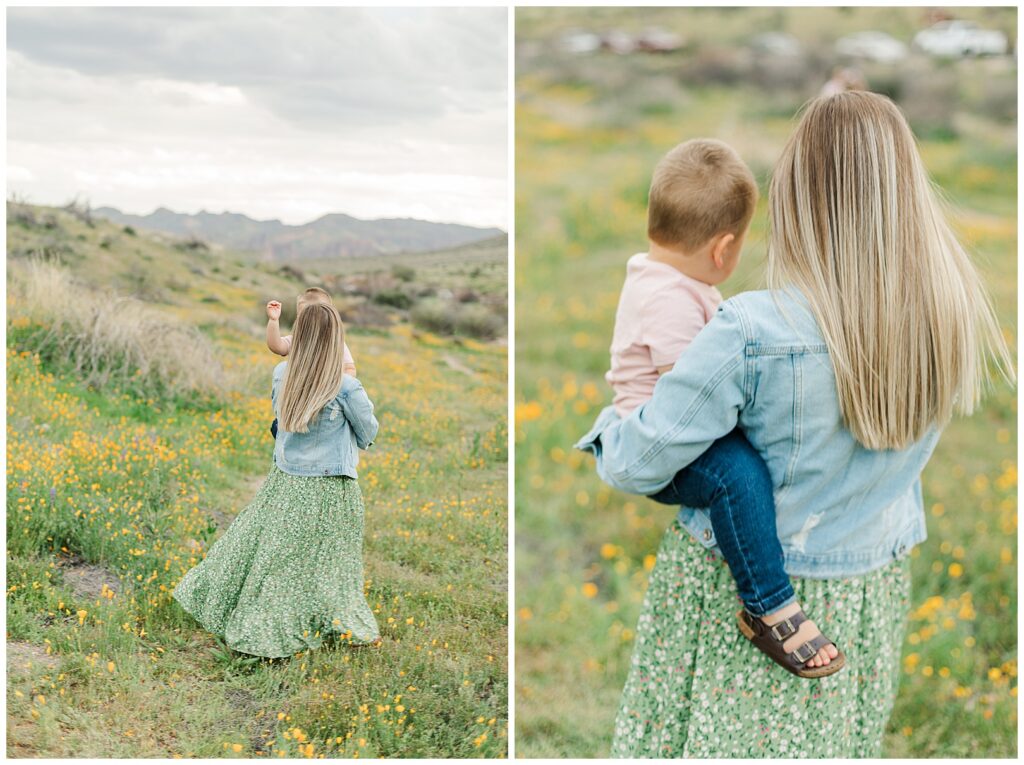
[559,29,602,55]
[750,32,802,57]
[634,27,684,52]
[601,30,636,55]
[835,31,908,63]
[913,20,1008,57]
[635,27,684,53]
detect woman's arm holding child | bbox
[341,380,379,449]
[579,300,748,495]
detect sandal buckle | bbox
[770,618,795,641]
[791,642,816,664]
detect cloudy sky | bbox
[7,7,508,228]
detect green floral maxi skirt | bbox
[611,521,911,758]
[172,465,380,658]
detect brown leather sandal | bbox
[736,608,845,679]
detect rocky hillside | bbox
[94,205,505,261]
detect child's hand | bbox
[266,300,282,321]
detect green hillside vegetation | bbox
[6,202,508,757]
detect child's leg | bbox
[649,428,793,615]
[649,428,838,667]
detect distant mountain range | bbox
[93,206,505,262]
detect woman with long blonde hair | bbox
[174,302,381,657]
[580,91,1011,756]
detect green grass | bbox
[6,213,508,757]
[514,9,1016,758]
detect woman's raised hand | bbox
[266,300,282,320]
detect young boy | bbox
[580,139,841,675]
[266,287,358,438]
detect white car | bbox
[835,31,908,63]
[750,32,802,57]
[559,30,602,55]
[913,20,1008,57]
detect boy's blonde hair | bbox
[297,286,334,311]
[647,138,759,252]
[277,302,346,433]
[767,91,1013,450]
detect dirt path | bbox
[442,354,478,379]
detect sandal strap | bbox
[790,634,833,664]
[766,610,808,641]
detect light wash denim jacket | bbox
[575,289,942,579]
[271,361,379,479]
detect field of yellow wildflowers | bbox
[6,207,508,757]
[514,7,1016,758]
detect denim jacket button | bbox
[702,529,713,542]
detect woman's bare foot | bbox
[760,602,839,668]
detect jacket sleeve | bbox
[341,379,379,449]
[579,299,749,495]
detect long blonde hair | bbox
[766,91,1013,450]
[277,302,346,433]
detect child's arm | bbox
[340,379,379,449]
[343,341,357,377]
[266,301,289,356]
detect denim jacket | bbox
[271,361,379,479]
[575,289,941,579]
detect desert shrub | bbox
[62,197,94,227]
[8,200,37,227]
[123,225,137,236]
[391,264,416,282]
[279,264,305,282]
[899,64,958,139]
[176,236,208,252]
[373,288,414,309]
[8,259,224,399]
[453,304,504,340]
[121,263,169,302]
[970,71,1017,124]
[682,47,751,86]
[10,236,74,265]
[411,299,505,340]
[411,299,457,335]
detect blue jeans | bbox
[649,428,795,617]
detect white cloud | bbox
[6,8,507,228]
